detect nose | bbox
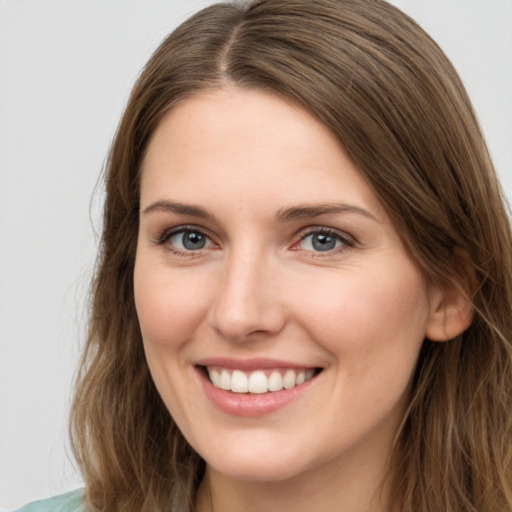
[208,250,286,342]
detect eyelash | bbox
[295,228,355,255]
[155,225,216,258]
[155,225,355,257]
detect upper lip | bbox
[195,357,321,371]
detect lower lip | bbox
[197,367,317,417]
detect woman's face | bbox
[134,87,438,484]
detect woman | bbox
[18,0,512,511]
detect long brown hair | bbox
[70,1,512,510]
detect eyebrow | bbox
[276,203,377,222]
[142,200,377,222]
[142,200,214,219]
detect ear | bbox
[425,250,477,342]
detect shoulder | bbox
[14,489,84,512]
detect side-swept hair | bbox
[70,1,512,510]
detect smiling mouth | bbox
[202,366,322,394]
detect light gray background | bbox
[1,1,511,509]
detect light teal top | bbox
[15,489,84,512]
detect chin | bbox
[196,431,320,483]
[209,455,305,482]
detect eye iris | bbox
[312,233,337,251]
[182,231,206,250]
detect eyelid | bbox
[154,224,218,255]
[292,226,356,252]
[152,224,355,256]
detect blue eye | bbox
[168,229,213,251]
[299,230,349,252]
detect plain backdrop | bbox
[0,1,511,510]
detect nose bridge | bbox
[209,243,284,341]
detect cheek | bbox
[295,262,429,366]
[133,261,213,421]
[298,263,429,435]
[133,263,212,350]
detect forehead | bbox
[141,87,338,174]
[140,86,386,221]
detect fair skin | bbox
[134,87,470,512]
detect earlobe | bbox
[425,250,477,342]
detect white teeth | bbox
[206,367,318,394]
[268,370,283,392]
[248,370,268,394]
[210,368,221,387]
[283,369,296,389]
[220,369,231,390]
[231,370,249,393]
